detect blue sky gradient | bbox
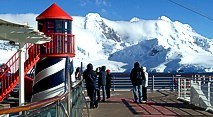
[0,0,212,38]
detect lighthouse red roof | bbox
[36,3,73,21]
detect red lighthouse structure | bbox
[31,3,75,102]
[36,3,75,57]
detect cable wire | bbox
[168,0,213,20]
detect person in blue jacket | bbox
[99,66,107,102]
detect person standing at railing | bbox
[96,67,101,101]
[99,66,107,102]
[83,63,98,108]
[130,62,143,103]
[75,67,81,80]
[106,69,113,99]
[142,66,148,103]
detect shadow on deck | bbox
[87,90,213,117]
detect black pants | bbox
[97,88,101,101]
[87,88,96,108]
[106,86,111,98]
[142,86,147,101]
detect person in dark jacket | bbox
[96,67,101,101]
[83,63,98,108]
[130,62,143,103]
[106,69,113,99]
[99,66,107,102]
[75,67,81,80]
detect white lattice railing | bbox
[177,75,213,111]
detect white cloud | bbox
[101,9,107,13]
[0,13,38,29]
[95,0,110,7]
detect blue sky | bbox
[0,0,213,38]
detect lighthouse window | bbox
[38,22,43,32]
[55,20,64,33]
[47,20,54,33]
[47,21,54,28]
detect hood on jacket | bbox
[87,63,93,70]
[142,66,146,72]
[134,62,140,68]
[101,66,106,71]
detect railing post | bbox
[172,75,174,91]
[198,80,201,89]
[152,75,154,91]
[80,62,83,80]
[67,63,72,116]
[113,76,115,91]
[203,75,206,84]
[184,79,186,99]
[19,42,25,116]
[178,77,180,97]
[56,101,60,117]
[208,77,211,104]
[190,75,193,103]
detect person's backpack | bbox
[135,68,142,80]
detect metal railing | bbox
[0,43,39,102]
[71,80,89,117]
[39,33,75,57]
[110,73,178,91]
[177,77,191,102]
[0,79,89,117]
[177,75,213,111]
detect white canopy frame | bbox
[0,19,51,107]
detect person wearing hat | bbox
[106,69,113,99]
[142,66,148,103]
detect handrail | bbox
[59,101,69,117]
[0,79,88,116]
[72,79,84,89]
[176,75,213,112]
[39,33,75,57]
[71,79,89,117]
[0,43,40,102]
[0,92,68,115]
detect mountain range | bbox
[1,13,213,73]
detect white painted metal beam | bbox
[0,18,51,108]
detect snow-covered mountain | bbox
[1,13,213,73]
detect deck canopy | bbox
[0,19,51,44]
[0,18,51,107]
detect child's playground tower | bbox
[31,3,75,102]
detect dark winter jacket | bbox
[130,62,143,86]
[99,66,107,86]
[106,73,112,88]
[83,64,97,89]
